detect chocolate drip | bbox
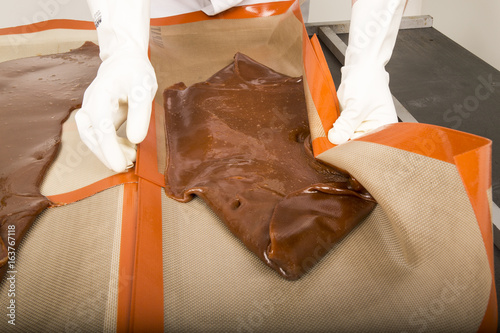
[163,53,376,280]
[0,42,100,279]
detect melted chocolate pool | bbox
[0,42,100,278]
[163,53,376,280]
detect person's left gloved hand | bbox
[76,0,157,173]
[328,0,405,145]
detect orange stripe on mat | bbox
[357,122,491,164]
[310,34,339,118]
[150,1,294,26]
[1,3,295,36]
[117,182,139,333]
[136,102,165,187]
[129,178,164,332]
[0,19,95,36]
[478,285,498,333]
[47,169,138,205]
[302,30,337,156]
[454,144,497,333]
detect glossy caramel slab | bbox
[163,53,375,280]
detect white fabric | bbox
[150,0,286,18]
[328,0,404,144]
[202,0,244,16]
[0,0,92,29]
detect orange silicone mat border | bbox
[129,178,164,332]
[0,19,95,36]
[47,170,138,205]
[357,122,491,164]
[117,182,139,333]
[150,1,294,27]
[454,143,497,333]
[310,34,339,119]
[136,102,165,187]
[0,2,295,36]
[0,2,294,36]
[302,31,337,156]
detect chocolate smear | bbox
[0,42,100,279]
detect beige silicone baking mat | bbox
[155,5,491,332]
[0,186,123,332]
[41,109,119,196]
[0,29,97,62]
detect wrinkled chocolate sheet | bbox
[0,42,100,279]
[163,53,376,280]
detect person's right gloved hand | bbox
[76,52,157,173]
[75,0,157,173]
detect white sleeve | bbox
[201,0,244,16]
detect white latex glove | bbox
[201,0,244,16]
[328,0,405,145]
[75,0,157,172]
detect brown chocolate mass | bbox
[163,53,376,280]
[0,42,100,279]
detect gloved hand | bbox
[75,0,157,172]
[328,0,405,145]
